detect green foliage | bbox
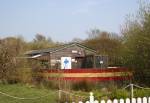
[84,30,122,66]
[17,68,32,84]
[39,80,59,90]
[0,37,23,83]
[71,81,95,92]
[134,89,150,97]
[110,89,129,99]
[28,34,56,50]
[121,2,150,85]
[92,89,109,101]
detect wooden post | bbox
[59,90,61,102]
[131,84,134,99]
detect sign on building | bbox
[61,57,72,69]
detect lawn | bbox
[0,83,58,103]
[1,83,149,103]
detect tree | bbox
[34,33,46,42]
[71,38,83,43]
[121,2,150,86]
[29,33,55,50]
[0,36,30,83]
[0,43,14,83]
[84,29,122,66]
[87,29,101,39]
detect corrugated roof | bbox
[25,42,96,55]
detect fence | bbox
[69,83,150,103]
[74,92,150,103]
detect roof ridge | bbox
[25,42,96,55]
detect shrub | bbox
[134,89,150,97]
[17,68,32,83]
[71,81,95,92]
[40,80,59,89]
[110,89,129,99]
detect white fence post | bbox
[94,100,99,103]
[137,97,142,103]
[132,98,136,103]
[126,98,130,103]
[101,100,105,103]
[113,99,118,103]
[90,92,94,103]
[120,99,124,103]
[85,92,99,103]
[107,99,112,103]
[143,97,147,103]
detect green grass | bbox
[0,83,58,103]
[1,83,149,103]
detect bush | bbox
[39,80,59,89]
[71,81,95,92]
[110,89,129,99]
[134,89,150,97]
[17,68,32,84]
[93,90,107,101]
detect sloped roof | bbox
[25,42,96,56]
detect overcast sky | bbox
[0,0,142,42]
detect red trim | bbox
[41,68,130,73]
[47,76,131,81]
[40,68,132,81]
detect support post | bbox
[59,90,61,102]
[130,84,134,99]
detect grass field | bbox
[0,83,58,103]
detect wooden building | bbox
[25,42,132,82]
[25,42,108,69]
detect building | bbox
[25,42,132,82]
[25,42,108,69]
